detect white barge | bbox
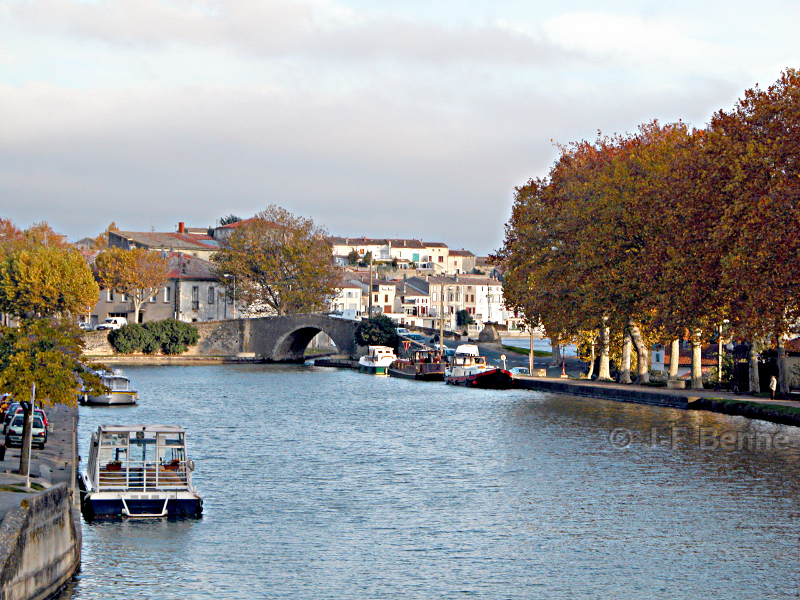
[80,424,203,519]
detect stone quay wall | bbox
[0,484,80,600]
[83,320,243,357]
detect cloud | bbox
[10,0,583,67]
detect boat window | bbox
[158,432,184,447]
[100,433,129,447]
[130,434,157,465]
[99,446,128,466]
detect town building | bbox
[109,223,219,261]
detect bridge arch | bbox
[244,314,359,362]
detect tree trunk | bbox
[691,330,703,389]
[132,298,142,325]
[777,335,789,396]
[619,328,632,384]
[748,340,761,393]
[598,319,611,381]
[550,341,561,367]
[629,321,650,384]
[18,404,32,477]
[669,339,680,380]
[586,336,596,380]
[528,327,534,374]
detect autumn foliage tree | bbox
[495,68,800,392]
[212,206,340,316]
[95,247,170,324]
[0,240,103,475]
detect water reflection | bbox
[56,365,800,599]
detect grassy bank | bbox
[502,344,551,358]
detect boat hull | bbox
[388,365,445,381]
[358,364,389,375]
[445,368,514,389]
[81,391,138,405]
[81,491,202,519]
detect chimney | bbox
[178,222,185,234]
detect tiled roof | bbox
[114,231,219,250]
[449,249,475,257]
[166,252,217,281]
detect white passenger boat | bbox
[358,346,397,375]
[80,425,203,519]
[81,370,138,405]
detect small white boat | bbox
[358,345,397,375]
[81,370,138,405]
[79,424,203,519]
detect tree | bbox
[92,222,119,249]
[95,247,170,324]
[219,214,241,226]
[456,309,474,327]
[355,315,399,348]
[0,245,99,319]
[21,222,69,248]
[0,319,103,476]
[347,250,360,265]
[211,205,340,316]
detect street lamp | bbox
[223,274,237,319]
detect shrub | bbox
[143,319,200,355]
[355,315,399,349]
[109,324,151,354]
[108,319,199,355]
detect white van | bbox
[95,317,128,331]
[332,309,362,321]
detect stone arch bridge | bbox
[193,314,359,362]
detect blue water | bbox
[56,364,800,599]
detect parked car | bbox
[405,333,426,343]
[77,321,94,331]
[396,327,411,336]
[510,367,530,376]
[5,414,47,449]
[95,317,128,331]
[2,402,22,430]
[4,406,48,433]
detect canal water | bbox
[57,364,800,599]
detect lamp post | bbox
[223,274,237,319]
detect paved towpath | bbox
[0,403,78,521]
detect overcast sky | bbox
[1,0,797,255]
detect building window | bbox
[119,293,127,302]
[384,294,389,303]
[149,293,156,303]
[191,286,199,311]
[165,287,172,302]
[107,290,114,302]
[208,287,215,305]
[438,256,443,262]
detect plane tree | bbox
[94,247,170,324]
[0,243,102,476]
[212,205,340,316]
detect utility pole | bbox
[368,254,373,317]
[439,281,445,360]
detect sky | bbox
[1,0,798,255]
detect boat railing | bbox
[97,459,190,491]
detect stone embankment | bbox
[0,404,81,600]
[514,376,800,428]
